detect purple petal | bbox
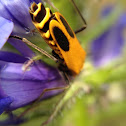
[8,38,35,57]
[0,17,14,49]
[0,51,28,63]
[0,0,33,34]
[0,52,66,111]
[91,10,126,67]
[101,6,113,17]
[0,0,42,35]
[0,0,43,57]
[0,97,13,114]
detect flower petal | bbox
[0,0,33,34]
[0,0,42,35]
[8,38,35,57]
[0,52,66,111]
[0,97,13,115]
[91,8,126,67]
[0,51,28,63]
[0,17,14,49]
[0,0,43,57]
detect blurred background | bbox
[1,0,126,126]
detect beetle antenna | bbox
[70,0,87,34]
[9,35,58,62]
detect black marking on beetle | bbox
[32,3,38,12]
[60,15,74,38]
[34,4,46,23]
[52,50,63,60]
[50,10,53,15]
[51,14,58,21]
[30,13,34,21]
[39,14,55,32]
[53,27,69,51]
[40,20,49,32]
[49,35,53,40]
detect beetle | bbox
[29,2,86,76]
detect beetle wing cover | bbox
[49,12,86,75]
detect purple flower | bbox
[90,6,126,67]
[0,17,14,49]
[0,51,66,114]
[0,0,42,57]
[0,0,67,116]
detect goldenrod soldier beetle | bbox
[10,0,87,125]
[29,2,86,76]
